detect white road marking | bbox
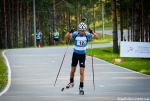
[99,85,104,87]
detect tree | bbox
[112,0,118,53]
[0,0,150,49]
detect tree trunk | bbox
[19,0,23,48]
[135,3,140,42]
[112,0,118,53]
[145,19,148,42]
[93,5,96,32]
[26,3,30,47]
[131,5,134,41]
[7,0,12,48]
[23,4,25,47]
[127,0,130,41]
[149,20,150,42]
[52,0,56,32]
[68,8,71,30]
[3,0,7,48]
[120,1,123,41]
[141,0,144,42]
[86,5,89,29]
[75,2,79,30]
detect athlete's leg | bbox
[65,66,76,89]
[70,52,78,83]
[55,39,59,45]
[70,67,76,83]
[80,67,85,87]
[79,67,85,94]
[36,39,38,47]
[66,53,77,88]
[79,54,86,88]
[36,39,40,47]
[53,40,56,45]
[38,39,41,47]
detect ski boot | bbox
[79,87,84,95]
[61,82,74,92]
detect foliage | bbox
[104,0,112,20]
[0,0,150,49]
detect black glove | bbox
[88,28,93,34]
[69,29,74,33]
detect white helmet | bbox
[78,22,87,31]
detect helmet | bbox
[78,22,87,31]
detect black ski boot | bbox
[79,87,84,95]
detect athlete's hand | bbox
[69,29,74,33]
[88,28,93,34]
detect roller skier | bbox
[63,18,98,95]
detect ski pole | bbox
[89,28,95,90]
[91,41,95,90]
[54,38,70,86]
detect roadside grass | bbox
[0,50,7,91]
[86,47,150,75]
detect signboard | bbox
[120,42,150,58]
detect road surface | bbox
[0,43,150,101]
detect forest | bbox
[0,0,150,53]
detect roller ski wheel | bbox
[61,83,74,92]
[79,87,84,95]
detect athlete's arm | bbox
[92,32,99,39]
[88,28,98,39]
[65,32,72,38]
[40,32,42,36]
[65,29,75,38]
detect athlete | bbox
[53,29,59,45]
[64,22,98,95]
[36,29,42,48]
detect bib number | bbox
[77,40,86,46]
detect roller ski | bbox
[79,87,84,95]
[61,83,74,92]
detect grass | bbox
[0,50,7,91]
[86,47,150,75]
[89,34,112,44]
[95,22,121,30]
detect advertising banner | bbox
[120,42,150,58]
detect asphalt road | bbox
[0,43,150,101]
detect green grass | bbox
[0,50,7,91]
[86,47,150,75]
